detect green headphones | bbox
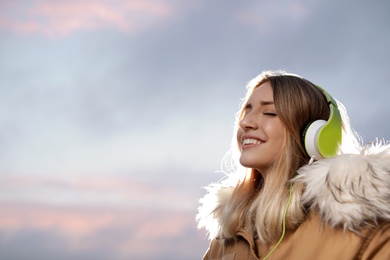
[302,86,342,160]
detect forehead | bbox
[248,81,274,103]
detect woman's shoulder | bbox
[295,141,390,232]
[270,211,390,259]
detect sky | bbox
[0,0,389,259]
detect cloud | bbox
[1,0,390,258]
[0,173,210,259]
[0,202,208,259]
[0,174,200,210]
[0,0,173,37]
[235,0,310,34]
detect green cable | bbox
[262,182,293,260]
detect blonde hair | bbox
[198,70,362,244]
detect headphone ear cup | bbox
[302,119,327,160]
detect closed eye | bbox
[263,112,277,117]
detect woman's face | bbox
[237,81,286,175]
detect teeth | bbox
[242,139,261,145]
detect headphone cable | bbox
[262,182,293,260]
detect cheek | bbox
[236,128,243,143]
[270,123,286,145]
[236,128,243,150]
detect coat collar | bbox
[198,142,390,236]
[294,142,390,231]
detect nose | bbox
[239,113,258,130]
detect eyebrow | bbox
[260,101,274,106]
[244,100,274,109]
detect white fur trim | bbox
[197,142,390,237]
[295,143,390,231]
[197,185,234,239]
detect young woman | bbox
[197,71,390,259]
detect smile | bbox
[242,138,262,145]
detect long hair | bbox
[197,70,362,244]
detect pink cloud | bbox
[236,1,309,33]
[0,173,206,257]
[0,202,208,258]
[0,0,173,37]
[0,202,114,235]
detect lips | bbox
[241,135,264,148]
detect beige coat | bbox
[204,212,390,259]
[198,144,390,260]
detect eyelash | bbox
[263,112,277,117]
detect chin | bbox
[240,154,270,170]
[240,158,261,169]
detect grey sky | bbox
[0,0,389,259]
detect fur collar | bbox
[197,142,390,236]
[294,142,390,230]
